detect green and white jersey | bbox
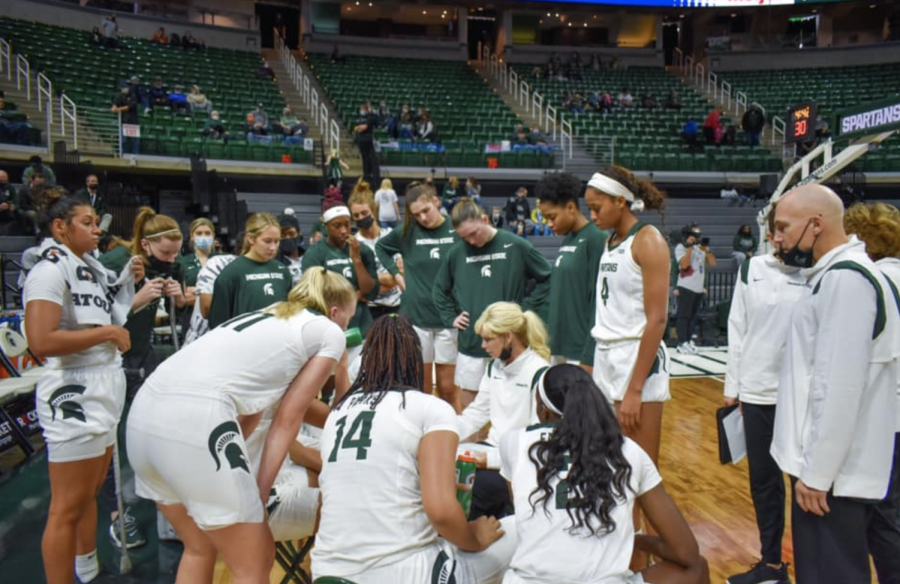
[549,222,607,361]
[313,389,458,578]
[301,239,379,336]
[433,229,552,357]
[207,256,291,330]
[356,228,402,308]
[99,246,160,359]
[591,222,660,347]
[375,219,459,328]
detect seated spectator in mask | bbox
[202,111,228,140]
[280,107,307,138]
[245,113,272,144]
[187,85,212,114]
[151,27,169,44]
[252,103,270,132]
[528,126,548,147]
[168,84,189,113]
[416,113,436,142]
[149,77,170,111]
[376,101,391,128]
[22,155,56,186]
[397,113,414,140]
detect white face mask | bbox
[194,236,214,251]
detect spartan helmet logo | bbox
[266,486,281,516]
[208,421,250,473]
[430,248,440,260]
[430,550,457,584]
[263,283,275,296]
[5,331,17,348]
[75,266,95,282]
[480,265,492,278]
[342,266,353,280]
[48,385,87,422]
[41,246,68,264]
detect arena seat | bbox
[0,16,312,164]
[305,53,554,169]
[511,64,783,173]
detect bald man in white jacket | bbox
[771,185,900,584]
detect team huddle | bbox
[21,167,900,584]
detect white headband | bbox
[322,205,350,223]
[145,228,182,239]
[535,368,563,416]
[587,173,645,213]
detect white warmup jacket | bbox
[724,253,807,405]
[771,237,900,500]
[876,256,900,432]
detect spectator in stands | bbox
[168,84,189,114]
[201,110,228,140]
[732,224,758,269]
[666,89,682,110]
[417,112,435,142]
[376,100,391,128]
[279,106,307,140]
[505,187,531,232]
[642,93,659,109]
[442,176,461,214]
[256,59,275,80]
[330,44,346,64]
[704,109,722,146]
[530,202,550,236]
[397,112,414,140]
[490,207,504,229]
[512,128,531,148]
[128,75,149,113]
[0,170,16,234]
[374,178,400,228]
[17,171,42,234]
[567,93,585,114]
[186,85,212,114]
[148,77,169,112]
[354,102,379,185]
[111,85,140,155]
[742,103,766,147]
[511,123,526,143]
[244,112,272,144]
[465,177,482,204]
[599,91,613,114]
[674,224,716,354]
[0,95,33,146]
[73,174,108,218]
[618,88,634,108]
[529,126,548,148]
[90,27,103,46]
[682,118,700,153]
[101,13,119,49]
[181,31,203,50]
[252,103,270,131]
[151,27,169,45]
[22,155,56,186]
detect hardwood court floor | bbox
[213,377,819,584]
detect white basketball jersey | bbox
[591,222,658,345]
[145,308,344,414]
[312,390,459,577]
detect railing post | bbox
[320,103,328,130]
[311,88,319,118]
[708,71,717,102]
[695,63,705,91]
[16,54,30,99]
[37,72,53,124]
[0,39,10,81]
[330,118,340,154]
[520,80,529,112]
[117,111,122,158]
[532,92,543,126]
[546,104,557,140]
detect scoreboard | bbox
[785,101,817,144]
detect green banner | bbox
[836,94,900,141]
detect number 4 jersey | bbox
[313,390,459,577]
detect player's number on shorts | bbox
[328,411,375,462]
[220,312,274,332]
[600,277,610,307]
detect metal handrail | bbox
[37,72,52,124]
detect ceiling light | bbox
[422,10,427,14]
[730,13,736,17]
[583,23,587,27]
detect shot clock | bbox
[786,101,818,144]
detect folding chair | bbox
[0,322,44,460]
[275,537,316,584]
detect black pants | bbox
[358,139,379,185]
[868,433,900,584]
[675,287,703,345]
[743,403,785,564]
[791,478,875,584]
[470,468,513,521]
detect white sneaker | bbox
[676,343,693,355]
[688,340,698,351]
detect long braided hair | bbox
[334,314,424,410]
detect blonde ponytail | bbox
[131,206,183,259]
[267,267,356,320]
[475,301,550,360]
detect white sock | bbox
[75,550,100,583]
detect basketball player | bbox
[458,302,550,520]
[375,182,461,410]
[24,189,135,584]
[533,172,607,366]
[500,365,709,584]
[207,213,291,329]
[843,201,900,584]
[771,184,900,584]
[312,315,516,584]
[723,207,804,584]
[433,198,551,409]
[348,185,402,321]
[127,268,355,584]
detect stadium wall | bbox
[709,41,900,71]
[503,45,664,68]
[0,0,261,52]
[303,33,468,61]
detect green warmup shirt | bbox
[301,239,379,336]
[177,251,214,288]
[375,218,459,329]
[99,246,161,359]
[207,256,291,329]
[433,229,552,358]
[549,221,607,362]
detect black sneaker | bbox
[727,561,791,584]
[109,507,147,549]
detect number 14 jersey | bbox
[591,222,659,346]
[313,390,459,577]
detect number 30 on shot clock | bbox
[786,101,817,144]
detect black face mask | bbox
[499,343,513,362]
[147,255,176,277]
[356,215,375,230]
[779,220,818,269]
[279,237,299,256]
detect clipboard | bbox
[716,404,747,465]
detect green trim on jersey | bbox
[740,256,752,285]
[531,366,549,391]
[813,260,886,339]
[606,220,647,252]
[525,421,557,432]
[886,277,900,316]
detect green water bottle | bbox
[456,451,477,517]
[345,327,362,349]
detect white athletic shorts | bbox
[127,384,263,530]
[455,353,489,392]
[550,355,580,366]
[503,570,646,584]
[313,516,517,584]
[592,340,671,403]
[267,465,320,542]
[413,325,458,365]
[36,365,125,463]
